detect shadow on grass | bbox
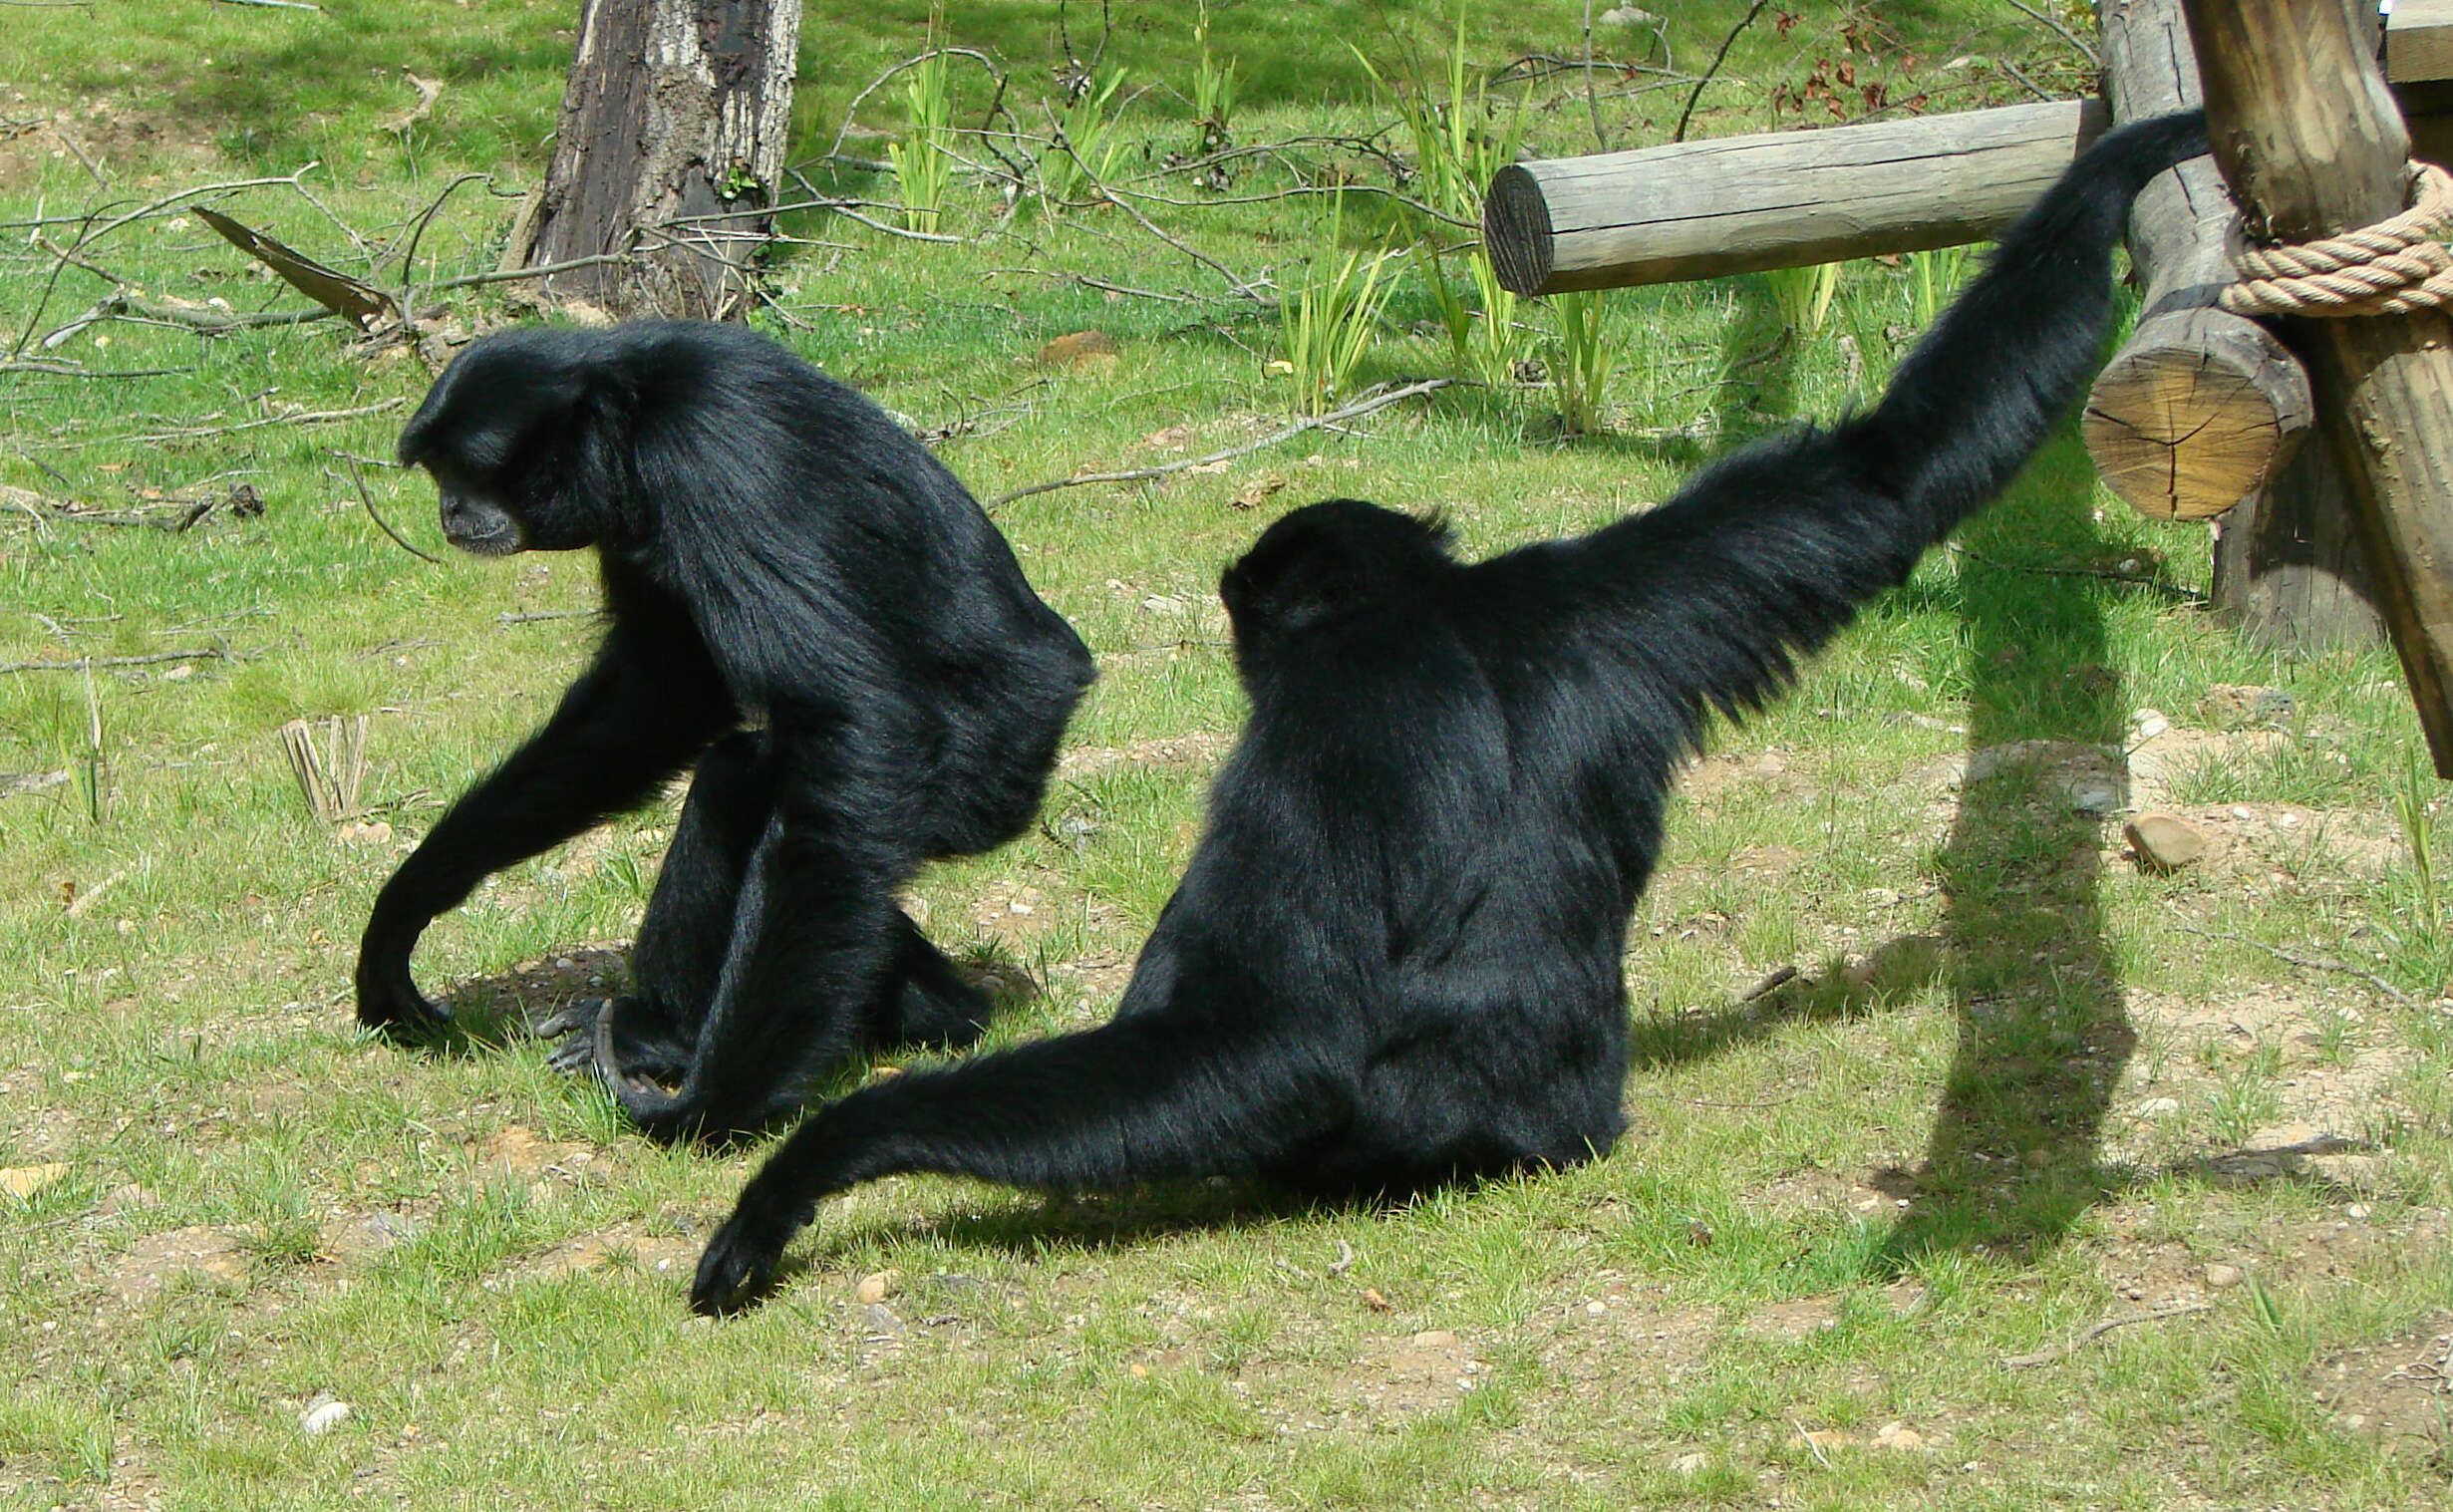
[1877,440,2137,1269]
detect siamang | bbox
[687,113,2211,1313]
[356,321,1095,1141]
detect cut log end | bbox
[2080,307,2314,521]
[1482,165,1554,298]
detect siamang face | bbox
[397,333,606,557]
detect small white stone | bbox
[299,1398,352,1436]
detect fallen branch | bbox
[1999,1301,2211,1368]
[130,397,404,445]
[0,649,225,675]
[990,377,1454,508]
[497,610,591,625]
[342,455,440,565]
[2167,919,2423,1009]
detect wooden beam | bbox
[2183,0,2453,773]
[2385,0,2453,84]
[1480,100,2105,296]
[2085,0,2317,524]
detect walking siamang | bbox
[686,112,2212,1314]
[356,321,1095,1142]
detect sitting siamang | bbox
[357,321,1094,1141]
[687,113,2211,1314]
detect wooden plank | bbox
[1481,100,2105,296]
[2385,0,2453,84]
[2185,0,2453,773]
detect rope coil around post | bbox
[2222,159,2453,318]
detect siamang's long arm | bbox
[1550,111,2209,733]
[690,1012,1348,1312]
[356,585,735,1037]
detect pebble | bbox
[299,1396,352,1436]
[2125,812,2209,871]
[2205,1263,2244,1290]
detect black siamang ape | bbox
[357,321,1094,1141]
[688,113,2211,1313]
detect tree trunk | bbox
[517,0,802,321]
[2183,0,2453,773]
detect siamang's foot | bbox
[690,1207,791,1316]
[355,966,454,1044]
[537,996,693,1082]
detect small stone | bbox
[2205,1263,2244,1290]
[2129,708,2170,742]
[1034,330,1119,369]
[2125,812,2209,872]
[2200,684,2296,729]
[854,1270,898,1306]
[862,1303,906,1338]
[298,1396,352,1436]
[2137,1095,2181,1117]
[0,1164,68,1200]
[1586,1300,1608,1317]
[1671,1450,1708,1475]
[1410,1329,1458,1348]
[1874,1421,1927,1451]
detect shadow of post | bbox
[1879,447,2137,1266]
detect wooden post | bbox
[2182,0,2453,773]
[2084,0,2315,523]
[1481,100,2105,295]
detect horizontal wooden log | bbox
[2082,0,2315,523]
[1481,99,2106,296]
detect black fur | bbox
[690,113,2211,1313]
[357,321,1094,1140]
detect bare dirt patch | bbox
[509,1222,700,1283]
[2313,1309,2453,1459]
[106,1225,247,1308]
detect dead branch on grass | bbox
[991,377,1454,508]
[339,455,440,565]
[1999,1302,2211,1368]
[2167,919,2425,1010]
[0,649,225,675]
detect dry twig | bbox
[1999,1302,2211,1368]
[991,378,1453,508]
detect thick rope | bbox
[2222,160,2453,318]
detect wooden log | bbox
[2183,0,2453,774]
[1481,100,2106,296]
[2083,0,2318,523]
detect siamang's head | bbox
[397,328,628,556]
[1219,498,1455,681]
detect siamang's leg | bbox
[356,619,733,1041]
[543,730,775,1080]
[871,913,993,1052]
[690,1016,1350,1313]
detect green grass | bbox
[1,3,2448,1509]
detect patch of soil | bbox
[2313,1309,2453,1458]
[440,944,628,1029]
[318,1208,421,1265]
[1057,731,1234,781]
[106,1225,247,1308]
[509,1222,700,1283]
[472,1125,606,1186]
[1339,1328,1482,1416]
[0,103,223,192]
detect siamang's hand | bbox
[691,1206,789,1316]
[354,949,452,1041]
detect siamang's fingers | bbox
[533,1001,600,1041]
[545,1035,599,1074]
[690,1209,788,1316]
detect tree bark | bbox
[2183,0,2453,772]
[517,0,802,321]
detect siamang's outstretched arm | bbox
[356,611,735,1038]
[690,1013,1346,1313]
[1561,111,2209,731]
